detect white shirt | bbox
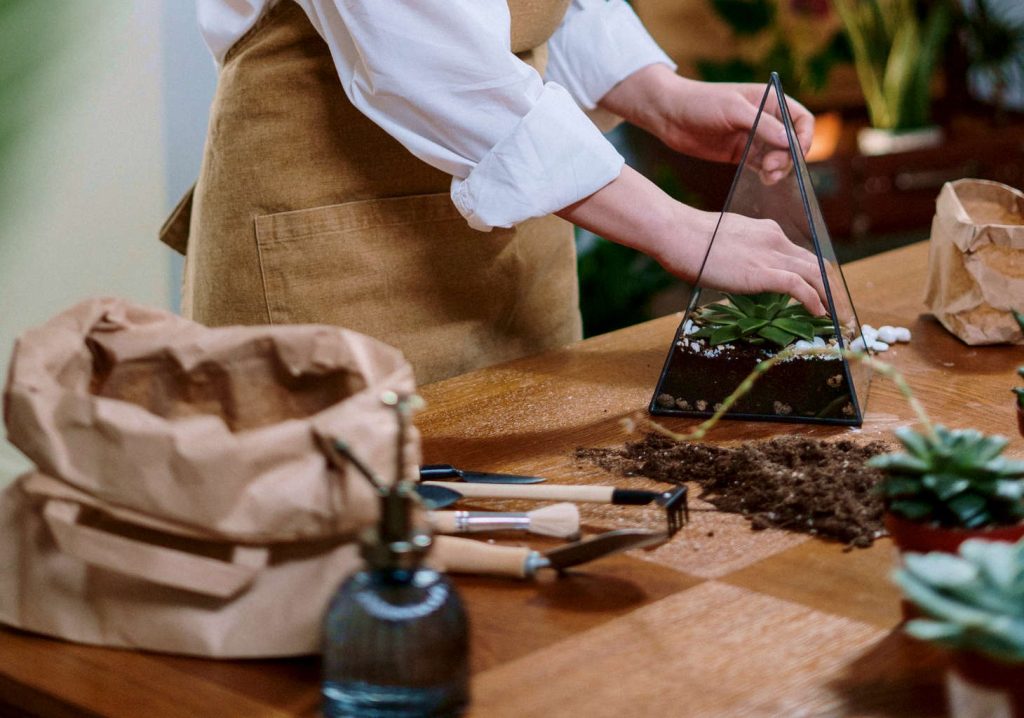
[196,0,675,231]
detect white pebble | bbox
[793,339,814,350]
[850,336,866,351]
[877,326,899,344]
[894,327,911,342]
[860,324,878,345]
[812,336,827,347]
[683,319,697,335]
[871,340,890,352]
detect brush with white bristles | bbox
[427,503,580,539]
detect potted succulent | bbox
[833,0,954,155]
[894,538,1024,715]
[651,291,860,423]
[869,424,1024,554]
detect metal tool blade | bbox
[419,464,546,484]
[542,529,668,571]
[414,484,463,510]
[456,470,546,484]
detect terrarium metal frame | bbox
[650,73,870,426]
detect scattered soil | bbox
[576,433,892,548]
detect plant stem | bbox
[634,347,937,442]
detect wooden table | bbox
[1,242,1021,717]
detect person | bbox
[161,0,825,385]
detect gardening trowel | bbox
[430,529,668,579]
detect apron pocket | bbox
[255,193,552,383]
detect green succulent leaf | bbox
[709,324,746,345]
[723,293,759,316]
[947,493,990,527]
[881,476,924,496]
[894,427,933,461]
[904,619,966,642]
[772,318,816,341]
[869,453,932,474]
[888,498,934,521]
[737,317,769,333]
[922,474,971,501]
[757,325,797,348]
[689,292,835,350]
[895,536,1024,661]
[904,552,979,587]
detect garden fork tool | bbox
[418,482,689,538]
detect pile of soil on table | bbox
[576,433,891,548]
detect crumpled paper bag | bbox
[0,297,420,657]
[925,179,1024,345]
[4,297,419,541]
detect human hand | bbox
[557,166,828,316]
[600,65,814,183]
[654,208,828,316]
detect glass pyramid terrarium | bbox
[650,73,871,426]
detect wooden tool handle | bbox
[428,511,460,534]
[429,536,533,578]
[423,481,615,504]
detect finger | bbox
[784,96,815,154]
[751,110,789,150]
[765,270,826,316]
[773,251,828,306]
[761,149,792,172]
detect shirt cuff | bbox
[451,83,624,232]
[546,0,677,111]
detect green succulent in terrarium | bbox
[869,425,1024,529]
[894,538,1024,663]
[690,292,836,348]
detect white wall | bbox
[0,2,215,485]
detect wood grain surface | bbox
[1,241,1020,717]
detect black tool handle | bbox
[419,464,462,480]
[610,489,657,506]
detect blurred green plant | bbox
[959,0,1024,114]
[0,0,75,211]
[696,0,852,98]
[576,165,694,337]
[832,0,953,130]
[895,538,1024,662]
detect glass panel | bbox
[650,74,870,426]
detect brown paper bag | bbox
[924,179,1024,345]
[0,298,417,657]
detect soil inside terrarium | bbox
[653,335,856,421]
[576,433,891,548]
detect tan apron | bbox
[160,0,581,385]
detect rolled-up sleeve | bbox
[297,0,625,231]
[546,0,676,111]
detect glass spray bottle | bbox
[321,392,470,718]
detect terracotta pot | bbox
[947,651,1024,718]
[885,512,1024,555]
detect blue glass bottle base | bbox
[323,679,467,718]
